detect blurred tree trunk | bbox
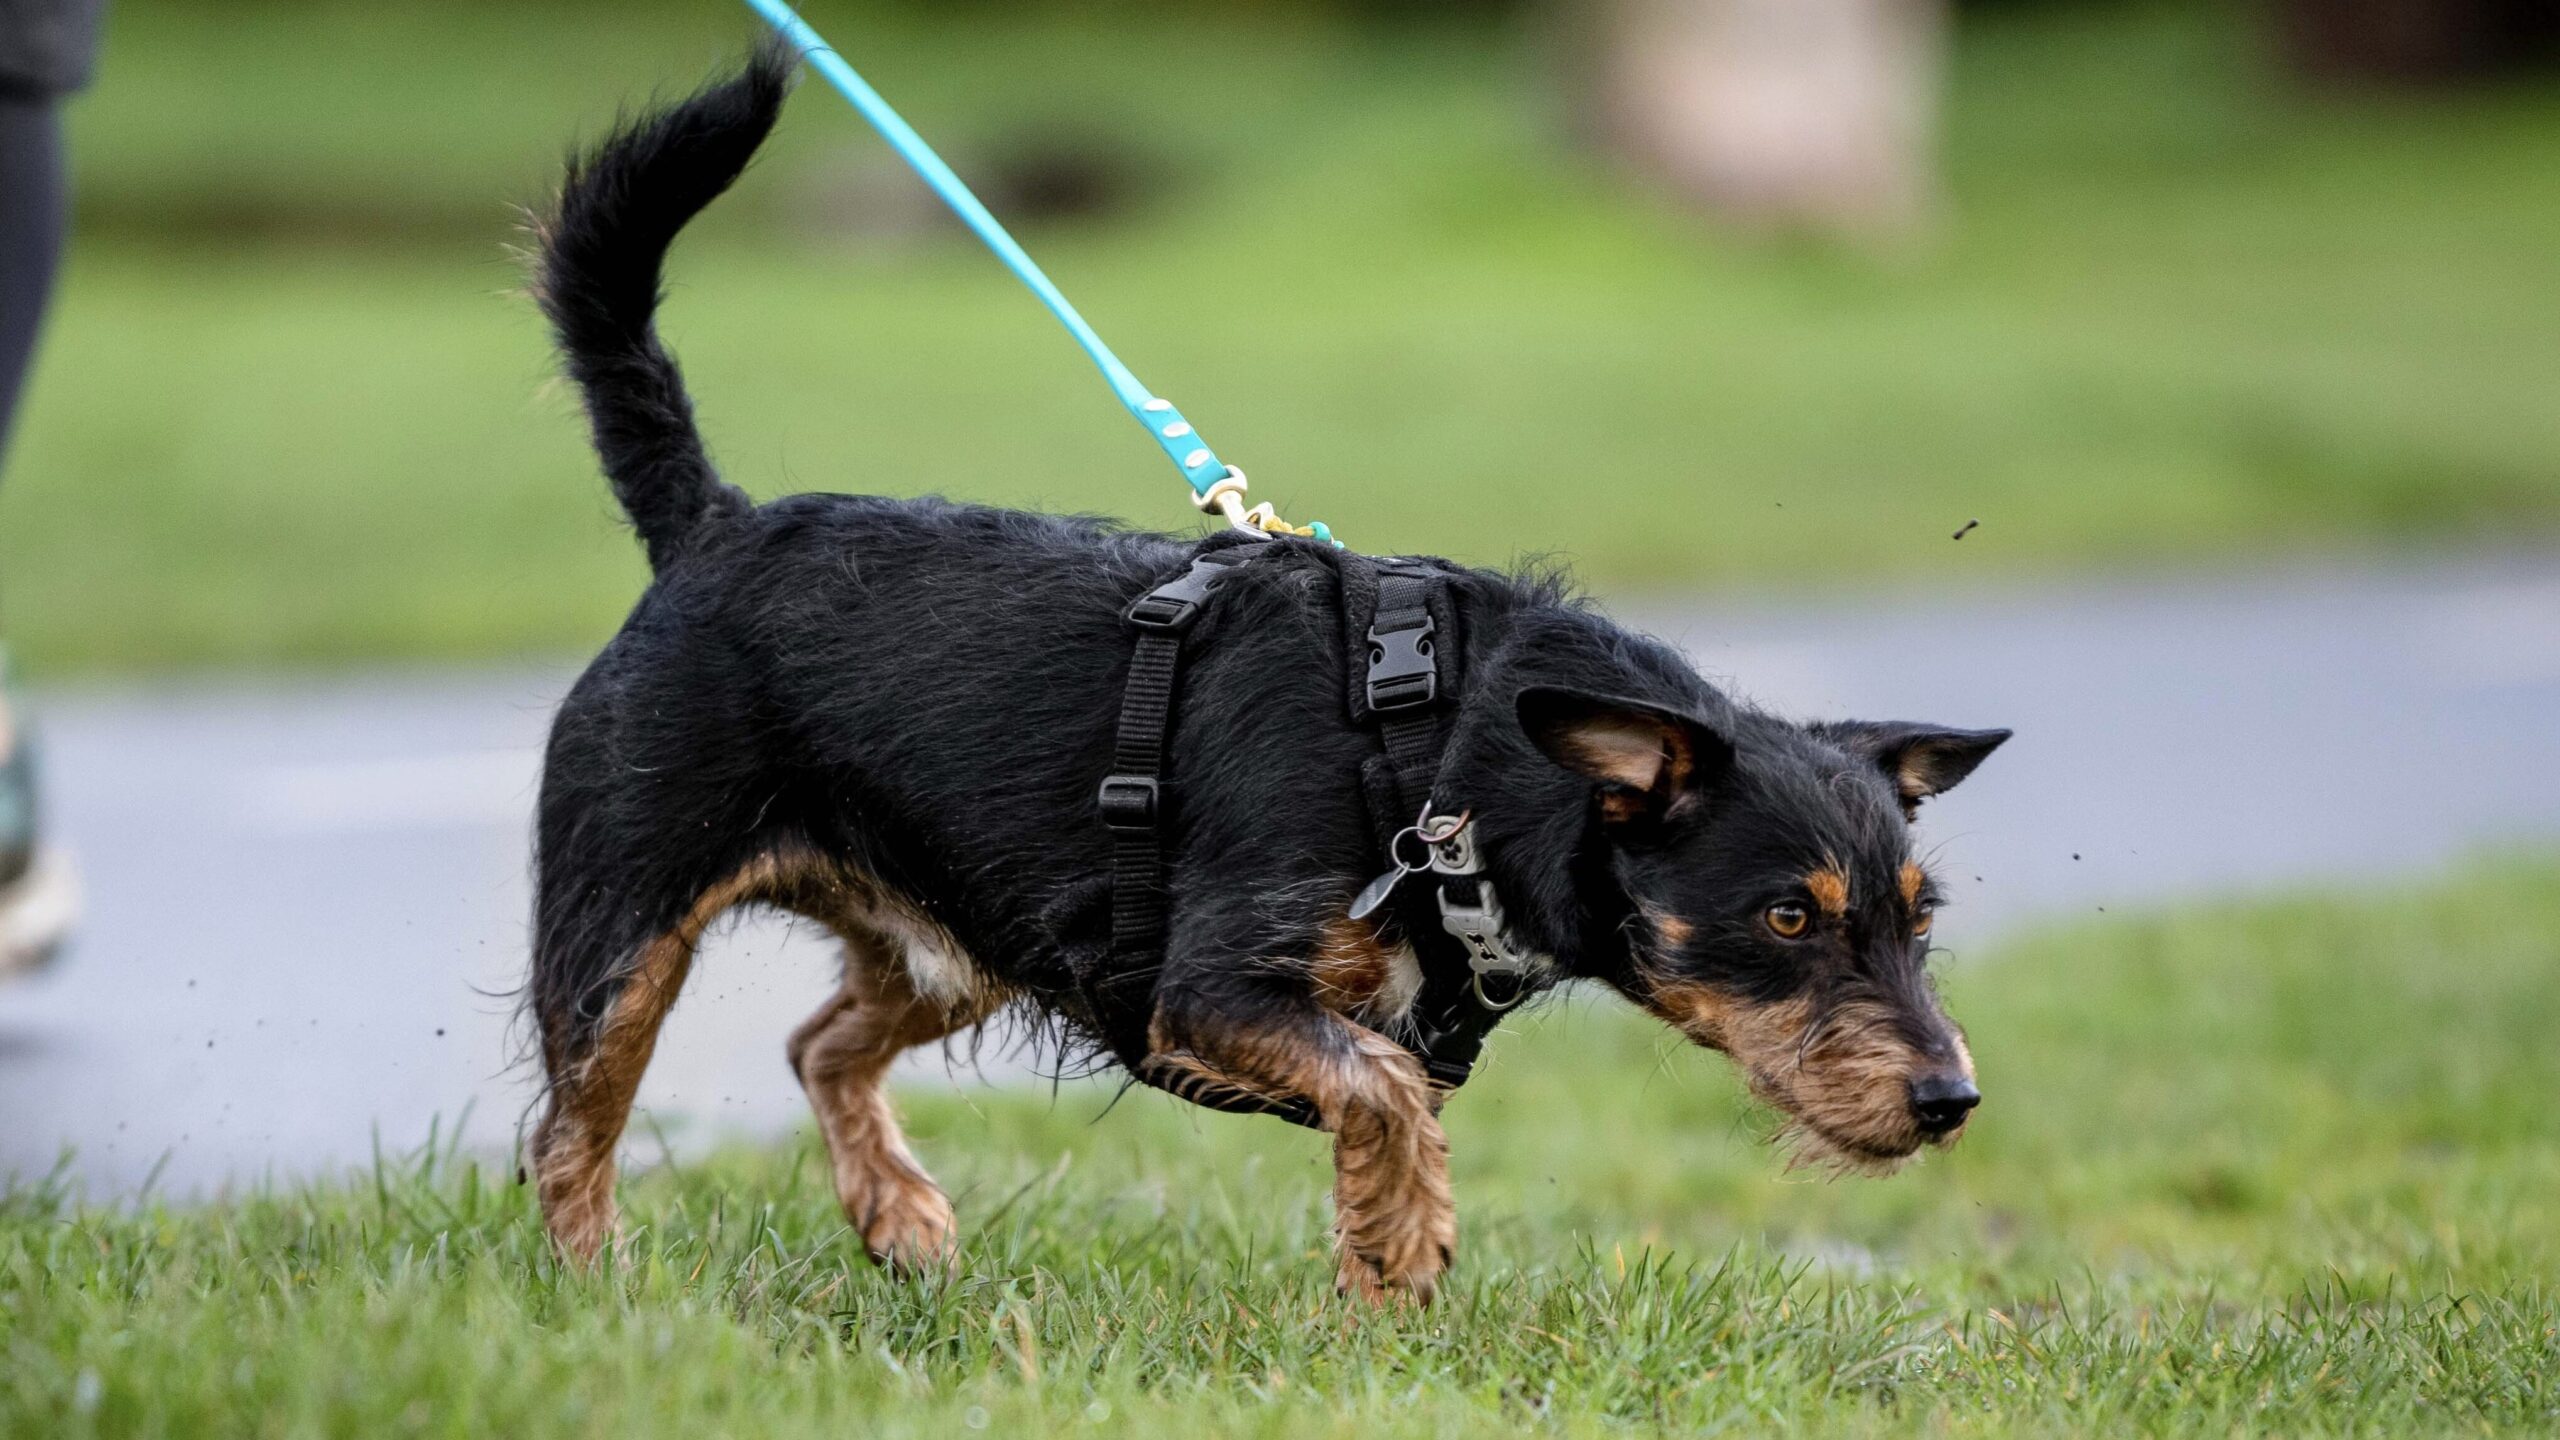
[1587,0,1947,238]
[2276,0,2560,83]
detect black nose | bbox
[1909,1073,1980,1135]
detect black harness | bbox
[1084,538,1530,1126]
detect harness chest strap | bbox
[1086,541,1322,1127]
[1090,545,1250,1055]
[1091,544,1547,1123]
[1347,560,1548,1087]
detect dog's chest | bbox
[1311,915,1423,1028]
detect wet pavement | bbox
[4,558,2556,1197]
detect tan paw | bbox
[1334,1219,1454,1307]
[537,1166,620,1266]
[1336,1247,1394,1306]
[854,1177,959,1273]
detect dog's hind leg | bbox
[1146,988,1455,1305]
[529,930,691,1262]
[530,857,781,1262]
[786,921,998,1271]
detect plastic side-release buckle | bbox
[1365,609,1437,712]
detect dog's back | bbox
[531,492,1180,1017]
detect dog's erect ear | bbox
[1517,687,1734,825]
[1819,722,2010,814]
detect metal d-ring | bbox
[1388,809,1470,871]
[1469,968,1528,1011]
[1418,809,1471,845]
[1386,826,1436,874]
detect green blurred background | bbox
[1,0,2554,672]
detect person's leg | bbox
[0,92,76,978]
[0,93,66,468]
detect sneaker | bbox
[0,646,78,980]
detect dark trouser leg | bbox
[0,95,65,479]
[0,95,69,969]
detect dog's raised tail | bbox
[536,47,792,571]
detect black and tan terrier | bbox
[523,51,2008,1303]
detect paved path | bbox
[5,560,2556,1197]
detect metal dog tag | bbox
[1348,865,1410,921]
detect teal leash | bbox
[742,0,1329,544]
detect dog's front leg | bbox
[1147,986,1455,1304]
[788,936,996,1273]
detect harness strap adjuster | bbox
[1125,555,1235,632]
[1096,774,1162,832]
[1365,609,1438,712]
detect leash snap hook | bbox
[1193,466,1338,546]
[1194,467,1266,538]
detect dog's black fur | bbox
[523,49,2009,1298]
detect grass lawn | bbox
[6,859,2557,1436]
[1,1,2556,671]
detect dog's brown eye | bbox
[1912,910,1935,939]
[1765,903,1810,939]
